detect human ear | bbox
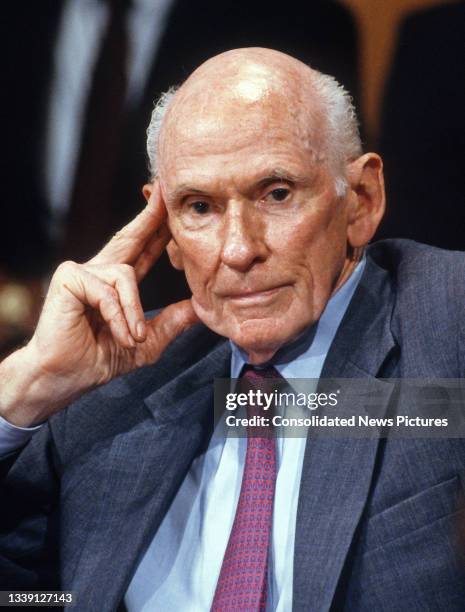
[345,153,386,248]
[142,183,153,202]
[142,182,185,270]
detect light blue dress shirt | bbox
[125,258,365,612]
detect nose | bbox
[220,202,268,272]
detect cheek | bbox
[265,192,338,247]
[263,207,328,276]
[268,203,347,299]
[300,211,348,299]
[170,222,220,290]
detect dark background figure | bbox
[377,1,465,249]
[1,0,359,356]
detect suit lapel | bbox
[71,341,230,612]
[293,257,399,612]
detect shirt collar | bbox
[230,256,366,379]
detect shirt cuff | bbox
[0,414,42,457]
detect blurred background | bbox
[1,0,464,357]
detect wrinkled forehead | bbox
[158,64,326,179]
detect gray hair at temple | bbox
[146,71,362,198]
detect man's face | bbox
[160,96,352,362]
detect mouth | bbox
[223,284,289,305]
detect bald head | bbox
[147,48,362,195]
[164,48,315,117]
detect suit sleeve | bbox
[0,422,61,590]
[0,416,43,457]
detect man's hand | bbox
[0,183,199,427]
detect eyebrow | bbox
[167,186,208,207]
[255,168,310,188]
[167,168,312,205]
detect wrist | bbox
[0,344,78,427]
[0,346,48,427]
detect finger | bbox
[90,181,166,266]
[86,264,146,342]
[133,222,171,282]
[63,267,136,349]
[142,300,200,362]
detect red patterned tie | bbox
[211,365,280,612]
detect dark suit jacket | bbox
[3,0,358,310]
[1,239,465,611]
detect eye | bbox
[265,187,290,203]
[190,201,210,214]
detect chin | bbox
[227,316,303,358]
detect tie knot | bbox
[239,365,281,434]
[241,364,281,381]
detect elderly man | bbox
[1,48,465,611]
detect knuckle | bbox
[117,263,135,279]
[102,285,118,303]
[102,299,122,322]
[150,326,162,347]
[126,297,142,312]
[56,260,78,275]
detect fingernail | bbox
[136,321,146,339]
[128,334,136,348]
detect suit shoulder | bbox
[367,239,465,288]
[367,239,465,375]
